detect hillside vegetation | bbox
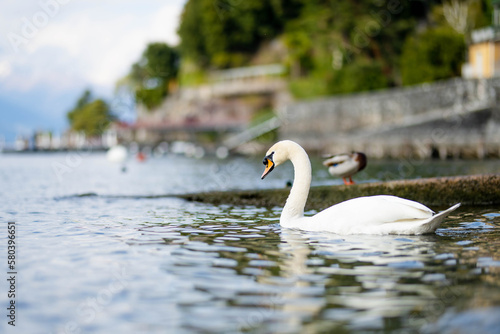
[178,0,491,98]
[114,0,492,111]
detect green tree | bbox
[401,27,465,85]
[282,0,424,97]
[328,61,389,94]
[126,42,180,110]
[178,0,303,68]
[177,0,208,66]
[67,90,114,136]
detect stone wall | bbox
[280,78,500,158]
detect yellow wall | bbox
[468,40,500,78]
[469,42,492,78]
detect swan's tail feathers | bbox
[420,203,461,234]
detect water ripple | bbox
[2,153,500,334]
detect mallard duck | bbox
[261,140,460,235]
[322,152,367,185]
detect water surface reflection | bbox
[130,204,500,333]
[1,153,499,333]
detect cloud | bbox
[0,0,186,142]
[0,60,11,78]
[0,0,185,93]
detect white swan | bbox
[323,152,367,185]
[261,140,460,235]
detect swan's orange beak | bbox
[261,153,275,179]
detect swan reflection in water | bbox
[152,209,461,332]
[276,229,447,329]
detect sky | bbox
[0,0,186,144]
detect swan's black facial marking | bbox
[261,152,275,179]
[262,152,274,165]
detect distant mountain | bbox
[0,88,72,144]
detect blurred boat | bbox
[107,145,128,164]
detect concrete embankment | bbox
[178,174,500,209]
[280,78,500,159]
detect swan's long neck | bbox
[281,145,312,224]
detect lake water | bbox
[1,152,499,334]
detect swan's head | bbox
[261,140,299,179]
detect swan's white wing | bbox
[316,195,432,221]
[301,195,439,234]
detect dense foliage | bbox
[177,0,492,97]
[126,43,180,110]
[178,0,303,68]
[67,90,114,136]
[401,27,466,85]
